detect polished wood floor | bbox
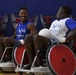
[0,73,18,75]
[0,73,27,75]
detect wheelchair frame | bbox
[0,43,76,75]
[14,43,76,75]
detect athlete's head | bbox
[56,6,72,20]
[19,7,28,23]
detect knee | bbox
[3,37,10,44]
[34,34,40,42]
[24,34,33,43]
[0,37,4,42]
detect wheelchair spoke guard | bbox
[46,44,75,75]
[12,45,29,66]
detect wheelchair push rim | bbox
[46,44,76,75]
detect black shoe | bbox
[2,57,12,62]
[23,63,32,70]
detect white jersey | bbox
[49,18,70,38]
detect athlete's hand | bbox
[56,37,66,43]
[19,39,25,45]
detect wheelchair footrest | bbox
[15,66,51,75]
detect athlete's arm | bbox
[10,31,16,39]
[27,23,38,35]
[65,18,76,41]
[66,29,76,41]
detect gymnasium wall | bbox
[0,0,76,37]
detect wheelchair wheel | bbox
[12,45,29,66]
[46,44,75,75]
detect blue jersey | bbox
[15,20,31,40]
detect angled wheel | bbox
[46,44,75,75]
[12,45,29,66]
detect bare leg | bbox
[0,37,5,59]
[34,34,51,66]
[24,34,35,68]
[3,37,15,61]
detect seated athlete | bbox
[0,7,38,62]
[23,6,76,69]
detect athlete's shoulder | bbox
[66,17,76,23]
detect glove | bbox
[56,37,66,43]
[19,39,25,45]
[14,40,25,47]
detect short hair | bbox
[61,6,72,15]
[20,7,28,12]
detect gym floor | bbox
[0,73,27,75]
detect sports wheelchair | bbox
[14,39,76,75]
[0,39,75,75]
